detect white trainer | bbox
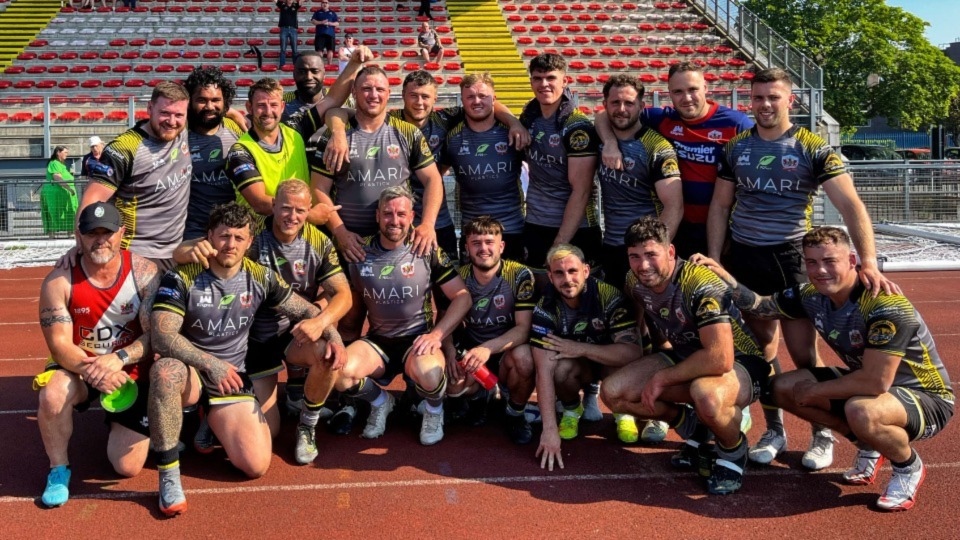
[748,429,787,465]
[801,429,835,470]
[361,392,395,439]
[420,409,444,445]
[877,458,925,511]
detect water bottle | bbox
[457,349,498,391]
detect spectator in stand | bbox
[41,146,78,236]
[277,0,301,69]
[338,34,357,74]
[311,0,339,68]
[80,136,104,178]
[418,21,443,66]
[418,0,434,21]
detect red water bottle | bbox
[457,349,499,391]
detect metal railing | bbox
[689,0,824,131]
[844,162,960,223]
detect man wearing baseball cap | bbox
[34,201,160,508]
[80,136,104,178]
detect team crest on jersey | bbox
[429,135,440,148]
[386,144,401,159]
[659,307,670,319]
[623,157,636,171]
[360,264,374,277]
[493,294,506,309]
[696,297,720,318]
[707,130,723,140]
[867,320,896,345]
[781,155,799,171]
[849,329,864,347]
[591,318,605,331]
[120,302,135,315]
[569,130,590,151]
[293,259,306,276]
[824,153,845,173]
[662,158,680,177]
[675,307,686,324]
[180,141,189,156]
[239,291,253,308]
[670,125,684,136]
[548,134,561,147]
[400,262,415,278]
[495,142,508,154]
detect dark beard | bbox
[188,108,224,132]
[296,83,323,102]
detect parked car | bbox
[945,147,960,160]
[839,144,902,161]
[895,148,931,160]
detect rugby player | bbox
[531,244,641,470]
[148,202,343,515]
[182,66,245,241]
[451,216,536,443]
[334,186,471,445]
[309,66,445,263]
[695,226,953,510]
[81,81,192,271]
[440,73,527,262]
[707,67,896,469]
[35,202,159,507]
[602,217,767,495]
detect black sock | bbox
[505,400,526,416]
[892,449,918,470]
[156,447,179,468]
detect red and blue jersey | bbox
[641,102,753,226]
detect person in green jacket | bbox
[41,146,79,235]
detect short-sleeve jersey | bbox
[388,108,454,229]
[346,236,457,338]
[442,119,526,234]
[597,125,681,246]
[184,119,244,240]
[625,259,762,361]
[418,31,439,49]
[642,102,754,225]
[458,259,535,345]
[226,124,311,204]
[772,283,954,401]
[719,126,847,246]
[67,250,145,378]
[310,115,434,233]
[153,259,292,369]
[530,277,635,348]
[248,218,343,339]
[87,123,192,259]
[522,101,600,229]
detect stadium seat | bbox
[92,65,111,73]
[5,66,25,75]
[629,60,647,69]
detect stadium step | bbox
[446,0,531,112]
[0,0,62,70]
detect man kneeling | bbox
[602,216,767,495]
[697,226,953,511]
[149,203,342,515]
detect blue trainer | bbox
[41,465,71,507]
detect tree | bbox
[741,0,960,132]
[946,95,960,146]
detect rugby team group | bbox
[32,43,953,517]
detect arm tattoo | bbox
[40,316,73,327]
[153,311,231,379]
[275,293,322,321]
[730,283,782,320]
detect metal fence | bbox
[845,162,960,223]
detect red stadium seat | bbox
[59,111,81,121]
[49,65,68,74]
[134,65,152,73]
[92,65,111,73]
[629,60,647,69]
[70,65,90,73]
[39,52,57,60]
[176,65,195,73]
[155,64,175,73]
[142,51,160,60]
[588,61,605,69]
[102,51,119,60]
[37,80,57,89]
[703,73,719,82]
[517,37,533,45]
[640,74,657,83]
[522,49,538,57]
[4,66,25,74]
[568,61,586,70]
[80,80,101,88]
[113,65,131,73]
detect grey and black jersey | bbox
[86,122,192,259]
[458,259,535,344]
[442,120,526,234]
[390,108,455,229]
[718,126,846,246]
[184,119,244,240]
[153,259,293,369]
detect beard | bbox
[187,107,224,132]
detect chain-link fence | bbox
[846,163,960,223]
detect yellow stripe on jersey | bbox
[152,302,185,316]
[302,223,343,282]
[595,279,635,331]
[677,262,763,357]
[223,117,245,137]
[114,197,138,251]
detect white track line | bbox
[3,462,960,504]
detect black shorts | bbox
[458,232,525,266]
[810,367,954,441]
[657,351,767,404]
[722,238,805,295]
[314,33,335,52]
[673,221,708,261]
[39,364,150,436]
[361,334,417,386]
[598,243,629,292]
[436,223,459,263]
[148,257,177,273]
[200,370,257,407]
[429,44,441,55]
[245,332,294,380]
[523,222,602,269]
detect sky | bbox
[886,0,960,47]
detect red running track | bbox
[1,267,960,539]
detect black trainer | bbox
[466,389,489,427]
[505,412,533,445]
[707,449,748,495]
[327,404,357,435]
[670,442,699,469]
